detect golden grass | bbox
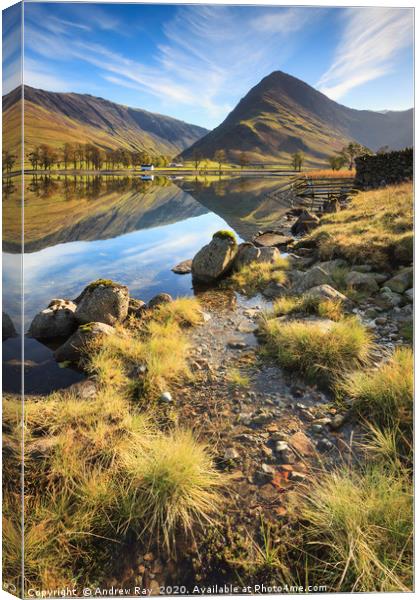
[272,295,343,321]
[3,299,226,590]
[124,430,225,549]
[306,183,413,268]
[339,347,413,432]
[226,368,250,388]
[293,463,413,592]
[263,316,373,385]
[300,169,355,179]
[229,258,289,296]
[152,297,204,327]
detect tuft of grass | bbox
[272,295,343,321]
[123,429,226,549]
[2,301,228,591]
[338,347,413,432]
[152,297,203,327]
[87,279,125,289]
[226,368,250,388]
[263,316,372,385]
[306,183,413,268]
[229,258,289,296]
[293,463,413,592]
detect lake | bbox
[2,174,295,393]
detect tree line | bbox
[25,143,170,171]
[289,143,372,172]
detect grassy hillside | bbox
[181,71,413,166]
[2,86,208,166]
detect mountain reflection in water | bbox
[2,174,295,393]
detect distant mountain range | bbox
[3,72,413,166]
[3,86,208,158]
[180,71,413,165]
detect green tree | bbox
[192,149,203,170]
[214,149,227,172]
[291,151,304,172]
[340,142,371,170]
[328,154,346,171]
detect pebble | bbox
[224,448,240,460]
[160,391,173,403]
[289,471,306,482]
[317,438,334,451]
[227,340,247,349]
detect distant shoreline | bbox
[5,168,301,178]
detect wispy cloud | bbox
[23,4,319,126]
[318,8,413,100]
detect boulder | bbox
[148,293,173,308]
[234,243,261,270]
[378,290,403,308]
[293,266,334,293]
[171,259,192,274]
[253,231,293,248]
[345,271,379,294]
[192,233,237,282]
[405,288,414,302]
[54,322,115,363]
[127,298,146,318]
[262,281,288,299]
[316,258,348,274]
[256,246,281,263]
[291,210,319,236]
[385,268,413,294]
[2,312,17,341]
[65,379,98,400]
[28,299,77,339]
[305,284,349,304]
[75,280,129,326]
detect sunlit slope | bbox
[181,71,413,166]
[3,86,208,161]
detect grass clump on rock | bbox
[306,183,413,268]
[87,278,124,289]
[229,258,289,296]
[212,229,237,245]
[262,316,372,385]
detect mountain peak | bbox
[181,70,413,166]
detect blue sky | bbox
[3,2,414,129]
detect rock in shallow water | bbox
[192,233,237,283]
[148,293,173,308]
[29,299,77,340]
[2,311,17,341]
[171,259,192,274]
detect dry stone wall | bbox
[355,148,413,189]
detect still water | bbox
[2,174,294,393]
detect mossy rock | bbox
[87,279,125,290]
[392,233,413,266]
[212,230,237,245]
